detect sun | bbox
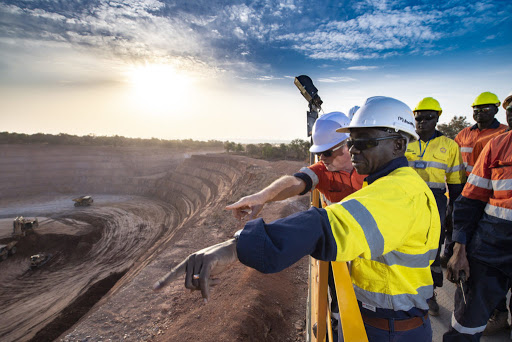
[126,63,192,115]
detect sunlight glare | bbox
[127,64,192,115]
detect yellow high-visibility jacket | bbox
[405,132,465,191]
[238,158,441,313]
[325,165,440,311]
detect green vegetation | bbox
[224,138,311,161]
[437,116,471,139]
[0,132,224,149]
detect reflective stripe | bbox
[426,182,446,189]
[431,265,442,274]
[460,147,473,153]
[446,164,464,173]
[373,248,437,268]
[451,313,486,334]
[466,165,473,172]
[467,173,492,189]
[408,161,447,170]
[321,193,333,206]
[484,204,512,221]
[492,178,512,191]
[354,283,432,311]
[341,199,384,258]
[299,167,319,189]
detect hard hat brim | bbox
[337,126,419,142]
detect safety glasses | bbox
[415,114,437,122]
[316,144,343,157]
[346,136,401,151]
[473,106,495,114]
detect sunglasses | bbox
[473,106,495,114]
[316,144,344,157]
[415,114,437,122]
[346,136,402,151]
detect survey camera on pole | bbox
[294,75,323,137]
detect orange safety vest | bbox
[466,128,509,174]
[455,120,507,176]
[463,130,512,214]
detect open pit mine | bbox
[0,144,309,342]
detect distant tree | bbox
[437,116,471,139]
[235,143,244,152]
[224,141,236,153]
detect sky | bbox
[1,0,511,143]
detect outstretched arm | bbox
[226,175,306,220]
[153,239,238,302]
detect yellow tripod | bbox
[306,189,368,342]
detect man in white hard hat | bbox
[154,96,440,342]
[225,111,365,339]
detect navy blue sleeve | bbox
[236,207,338,274]
[447,184,464,205]
[452,194,486,245]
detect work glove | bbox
[153,239,238,302]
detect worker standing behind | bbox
[442,92,507,266]
[226,111,365,339]
[443,101,512,342]
[465,92,512,336]
[455,91,507,176]
[154,96,441,342]
[405,97,465,316]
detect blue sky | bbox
[1,0,511,142]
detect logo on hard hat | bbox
[397,116,414,126]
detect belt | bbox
[362,313,428,332]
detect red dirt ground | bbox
[0,145,310,342]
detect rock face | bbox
[0,144,309,342]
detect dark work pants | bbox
[443,258,512,342]
[432,193,447,288]
[364,316,432,342]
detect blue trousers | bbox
[443,258,511,341]
[363,316,432,342]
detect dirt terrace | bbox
[0,145,309,342]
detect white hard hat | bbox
[310,112,351,153]
[348,106,360,120]
[337,96,419,142]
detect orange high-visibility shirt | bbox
[467,128,509,174]
[454,119,507,176]
[463,130,512,214]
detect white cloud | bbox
[347,65,378,71]
[318,76,356,83]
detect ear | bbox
[394,137,407,155]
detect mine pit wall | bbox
[0,145,244,217]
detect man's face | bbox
[473,104,498,124]
[506,105,512,129]
[414,110,439,137]
[348,128,402,175]
[317,142,352,172]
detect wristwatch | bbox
[234,229,242,242]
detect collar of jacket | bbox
[470,118,501,131]
[365,156,408,185]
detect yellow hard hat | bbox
[414,97,442,115]
[503,91,512,109]
[472,92,500,107]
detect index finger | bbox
[153,260,187,291]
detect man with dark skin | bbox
[455,92,507,177]
[154,96,440,342]
[405,97,465,316]
[444,97,512,341]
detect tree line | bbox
[0,132,224,149]
[224,139,311,161]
